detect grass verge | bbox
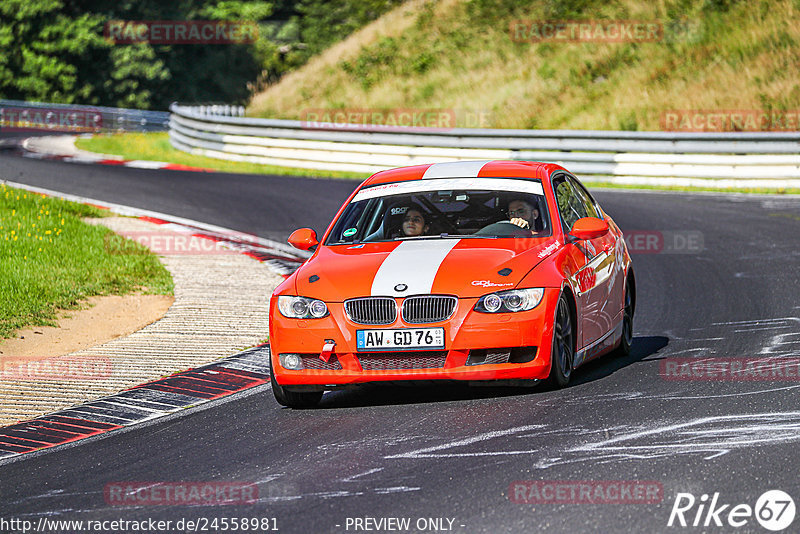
[0,184,173,339]
[249,0,800,131]
[75,132,366,180]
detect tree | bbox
[0,0,400,109]
[0,0,271,109]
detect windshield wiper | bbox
[394,235,442,241]
[393,233,496,240]
[438,233,484,239]
[441,233,505,239]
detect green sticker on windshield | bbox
[343,228,357,237]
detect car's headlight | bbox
[474,288,544,313]
[277,296,329,318]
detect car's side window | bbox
[569,177,600,219]
[553,175,588,231]
[362,198,385,236]
[329,198,378,243]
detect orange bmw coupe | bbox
[269,161,635,407]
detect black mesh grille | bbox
[467,347,537,366]
[485,349,511,365]
[344,297,397,325]
[358,351,447,370]
[401,295,457,324]
[299,355,343,370]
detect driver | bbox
[399,207,430,237]
[507,199,542,232]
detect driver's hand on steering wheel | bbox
[510,217,530,229]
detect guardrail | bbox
[1,99,169,133]
[170,103,800,188]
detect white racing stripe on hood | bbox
[371,240,460,296]
[422,160,492,179]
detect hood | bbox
[294,237,561,301]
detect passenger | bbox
[507,199,542,232]
[397,207,430,237]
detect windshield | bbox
[325,177,551,245]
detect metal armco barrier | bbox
[169,103,799,188]
[1,99,169,133]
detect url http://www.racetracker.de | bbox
[0,516,280,533]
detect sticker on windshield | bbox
[343,228,358,237]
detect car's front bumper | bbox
[269,289,560,388]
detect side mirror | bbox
[288,228,318,251]
[569,217,609,241]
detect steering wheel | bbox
[475,221,534,237]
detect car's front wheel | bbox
[270,359,323,408]
[548,294,574,388]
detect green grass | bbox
[0,184,173,339]
[249,0,800,131]
[75,132,366,180]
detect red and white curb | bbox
[0,182,305,460]
[0,346,271,462]
[18,136,216,173]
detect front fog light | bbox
[280,353,304,370]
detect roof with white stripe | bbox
[362,160,558,187]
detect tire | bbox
[614,276,634,357]
[269,359,323,408]
[548,294,575,388]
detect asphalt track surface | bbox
[2,146,800,533]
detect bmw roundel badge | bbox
[394,283,408,292]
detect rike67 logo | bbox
[668,490,795,531]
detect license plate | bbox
[356,328,445,351]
